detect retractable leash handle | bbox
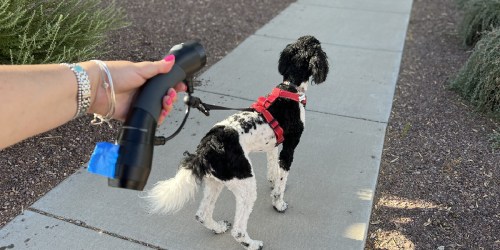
[108,41,206,191]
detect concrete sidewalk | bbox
[0,0,412,249]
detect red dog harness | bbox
[251,88,306,145]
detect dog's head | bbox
[278,35,329,86]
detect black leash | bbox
[184,95,253,116]
[154,93,253,145]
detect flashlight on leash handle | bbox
[108,41,206,190]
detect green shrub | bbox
[450,27,500,117]
[490,131,500,149]
[0,0,128,64]
[456,0,472,9]
[458,0,500,46]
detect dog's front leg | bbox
[271,166,289,213]
[266,147,279,189]
[272,136,300,212]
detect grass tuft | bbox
[0,0,128,64]
[450,27,500,118]
[489,131,500,149]
[457,0,500,46]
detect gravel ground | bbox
[0,0,294,228]
[366,0,500,249]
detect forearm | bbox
[0,62,100,149]
[0,59,179,149]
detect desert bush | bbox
[457,0,500,46]
[0,0,128,64]
[450,27,500,118]
[490,131,500,149]
[456,0,471,9]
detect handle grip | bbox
[133,64,186,123]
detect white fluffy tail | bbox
[145,168,199,214]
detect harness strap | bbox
[251,88,306,145]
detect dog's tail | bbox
[145,152,208,214]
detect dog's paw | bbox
[232,230,263,250]
[241,240,263,250]
[212,220,231,234]
[273,201,288,213]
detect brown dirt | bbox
[366,0,500,249]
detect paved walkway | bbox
[0,0,412,249]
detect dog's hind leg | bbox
[226,177,263,250]
[195,176,231,234]
[266,147,279,189]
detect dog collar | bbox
[251,88,306,145]
[282,81,307,106]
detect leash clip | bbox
[197,104,210,116]
[184,95,210,116]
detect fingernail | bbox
[164,54,175,62]
[169,90,177,99]
[180,83,188,92]
[166,97,173,106]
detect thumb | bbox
[137,55,176,79]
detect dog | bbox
[145,35,329,250]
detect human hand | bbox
[86,56,187,124]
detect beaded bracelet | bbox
[61,63,91,119]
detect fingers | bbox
[157,88,178,125]
[165,88,177,107]
[157,105,172,125]
[174,82,188,93]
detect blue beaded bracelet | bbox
[62,63,91,118]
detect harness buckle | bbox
[263,100,273,109]
[268,118,279,129]
[255,96,273,109]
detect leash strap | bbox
[202,103,253,112]
[185,96,253,116]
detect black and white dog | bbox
[146,36,329,250]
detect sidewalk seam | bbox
[26,207,166,250]
[254,34,404,53]
[295,1,411,15]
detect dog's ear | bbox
[278,45,295,77]
[309,46,329,84]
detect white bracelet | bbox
[90,60,116,127]
[61,63,91,119]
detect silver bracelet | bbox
[61,63,91,119]
[90,60,116,127]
